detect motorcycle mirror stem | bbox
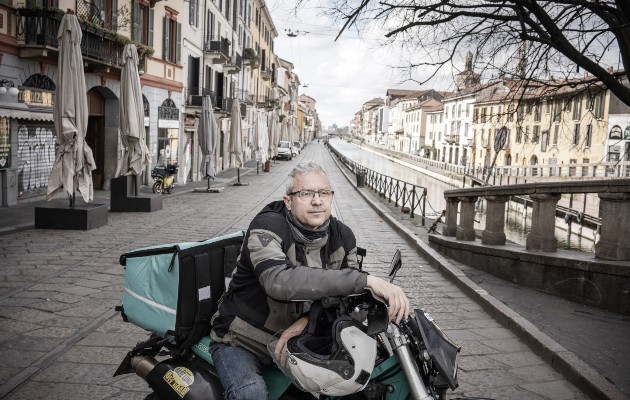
[388,249,402,283]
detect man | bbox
[210,161,409,399]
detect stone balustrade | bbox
[442,179,630,261]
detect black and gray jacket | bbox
[210,200,368,363]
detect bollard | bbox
[264,160,270,172]
[356,170,366,188]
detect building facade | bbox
[0,0,309,207]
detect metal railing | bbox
[16,7,124,68]
[328,145,428,225]
[185,87,215,106]
[204,37,230,59]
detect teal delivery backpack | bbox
[118,231,244,353]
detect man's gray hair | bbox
[286,161,330,194]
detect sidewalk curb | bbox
[329,146,626,400]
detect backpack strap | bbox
[178,252,213,353]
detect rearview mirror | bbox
[388,249,402,283]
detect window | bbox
[466,103,470,118]
[573,124,580,145]
[553,125,559,144]
[133,2,153,47]
[552,99,561,122]
[582,158,590,176]
[545,99,551,113]
[189,0,199,27]
[563,97,572,112]
[534,102,541,122]
[572,95,582,120]
[206,10,215,41]
[541,130,548,152]
[473,108,478,122]
[585,124,592,148]
[524,126,530,143]
[516,126,522,143]
[593,92,605,119]
[163,15,182,64]
[533,126,540,143]
[481,108,487,123]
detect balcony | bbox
[216,97,233,114]
[224,53,242,74]
[185,87,215,107]
[16,8,124,69]
[234,89,251,104]
[204,37,230,64]
[444,134,459,144]
[260,65,272,81]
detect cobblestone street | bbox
[0,142,611,399]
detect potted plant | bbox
[137,44,155,57]
[242,48,259,68]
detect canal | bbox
[330,138,597,252]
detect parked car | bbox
[291,141,302,156]
[276,141,293,160]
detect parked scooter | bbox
[115,246,462,400]
[151,164,178,194]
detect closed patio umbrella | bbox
[268,111,278,160]
[47,12,95,205]
[229,99,248,185]
[199,95,219,179]
[229,98,243,168]
[115,43,150,184]
[254,110,268,164]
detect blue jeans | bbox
[210,342,267,400]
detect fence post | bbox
[410,186,416,218]
[422,188,427,226]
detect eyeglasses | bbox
[288,189,335,200]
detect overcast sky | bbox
[267,1,454,129]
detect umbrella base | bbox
[110,176,163,212]
[35,200,108,230]
[231,182,249,186]
[194,187,225,193]
[111,195,163,212]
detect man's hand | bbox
[274,316,308,367]
[366,275,410,323]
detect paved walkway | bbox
[0,141,626,399]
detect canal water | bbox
[331,139,597,253]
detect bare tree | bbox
[313,0,630,105]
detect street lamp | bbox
[285,29,309,38]
[0,79,19,97]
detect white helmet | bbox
[270,309,377,396]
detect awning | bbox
[0,108,54,121]
[0,101,54,122]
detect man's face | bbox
[283,171,333,230]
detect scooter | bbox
[115,250,461,400]
[151,164,178,194]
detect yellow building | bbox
[472,79,610,174]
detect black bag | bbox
[118,231,244,353]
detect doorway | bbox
[87,89,105,189]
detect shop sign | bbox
[19,90,54,107]
[158,119,179,129]
[0,117,10,169]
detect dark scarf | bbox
[285,208,330,245]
